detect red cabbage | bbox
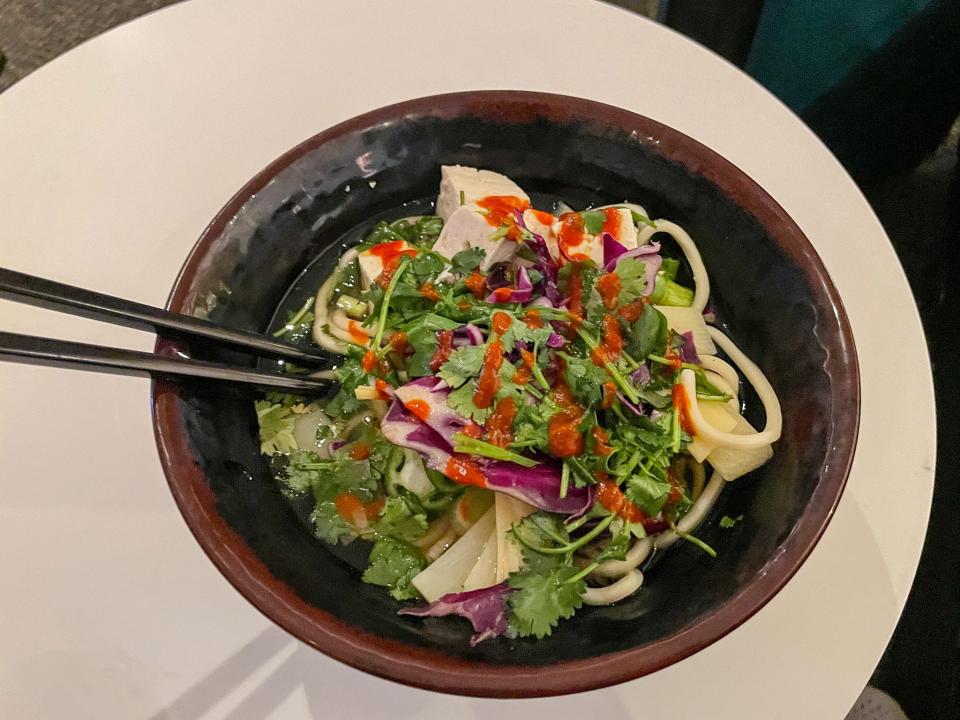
[678,331,700,364]
[399,582,512,645]
[485,262,513,291]
[514,210,562,304]
[616,392,645,417]
[603,233,629,268]
[485,266,533,304]
[380,400,594,515]
[452,324,484,347]
[394,378,468,445]
[629,365,651,385]
[546,332,565,349]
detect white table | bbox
[0,1,935,717]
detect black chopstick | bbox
[0,267,330,365]
[0,331,330,393]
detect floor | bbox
[1,2,957,719]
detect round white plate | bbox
[0,1,935,717]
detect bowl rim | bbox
[152,90,860,698]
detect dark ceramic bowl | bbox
[152,91,858,697]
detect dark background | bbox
[1,1,956,718]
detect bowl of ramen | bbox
[152,91,859,697]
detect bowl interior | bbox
[153,92,857,696]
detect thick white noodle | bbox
[592,537,652,578]
[595,202,648,219]
[582,570,644,605]
[679,327,782,449]
[700,355,740,399]
[591,469,724,579]
[653,471,725,550]
[637,220,710,312]
[312,248,362,354]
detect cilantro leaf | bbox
[616,257,654,306]
[363,216,443,250]
[255,395,308,454]
[624,473,672,517]
[325,356,367,418]
[508,561,585,638]
[596,521,631,563]
[362,536,427,600]
[447,381,491,424]
[438,345,485,388]
[719,514,743,529]
[283,451,378,501]
[310,502,355,544]
[404,313,462,377]
[373,495,428,543]
[625,305,668,361]
[450,247,486,274]
[559,352,608,407]
[581,210,605,234]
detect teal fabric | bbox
[746,0,934,112]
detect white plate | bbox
[0,1,934,718]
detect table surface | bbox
[0,0,936,717]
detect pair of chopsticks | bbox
[0,267,333,393]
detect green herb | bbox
[437,346,485,388]
[452,434,538,467]
[373,494,428,542]
[363,216,444,250]
[362,536,427,600]
[272,295,315,340]
[255,396,307,454]
[719,514,743,529]
[559,352,609,407]
[447,380,491,424]
[630,210,656,228]
[581,210,606,234]
[670,526,717,557]
[450,247,485,275]
[616,257,656,306]
[403,313,462,377]
[649,276,695,307]
[324,355,366,417]
[310,502,355,544]
[624,474,673,517]
[507,543,585,638]
[625,305,668,361]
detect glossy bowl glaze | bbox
[152,91,859,697]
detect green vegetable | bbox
[649,276,695,307]
[659,257,681,282]
[508,544,585,638]
[625,305,668,361]
[446,380,491,425]
[373,494,428,542]
[437,345,485,388]
[324,355,366,418]
[559,351,609,407]
[362,537,427,600]
[624,474,673,517]
[450,247,486,275]
[255,395,306,454]
[581,210,606,235]
[363,216,444,250]
[272,296,316,340]
[335,294,367,319]
[311,502,355,544]
[719,514,743,529]
[403,313,462,377]
[451,434,538,468]
[331,260,362,303]
[615,256,656,306]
